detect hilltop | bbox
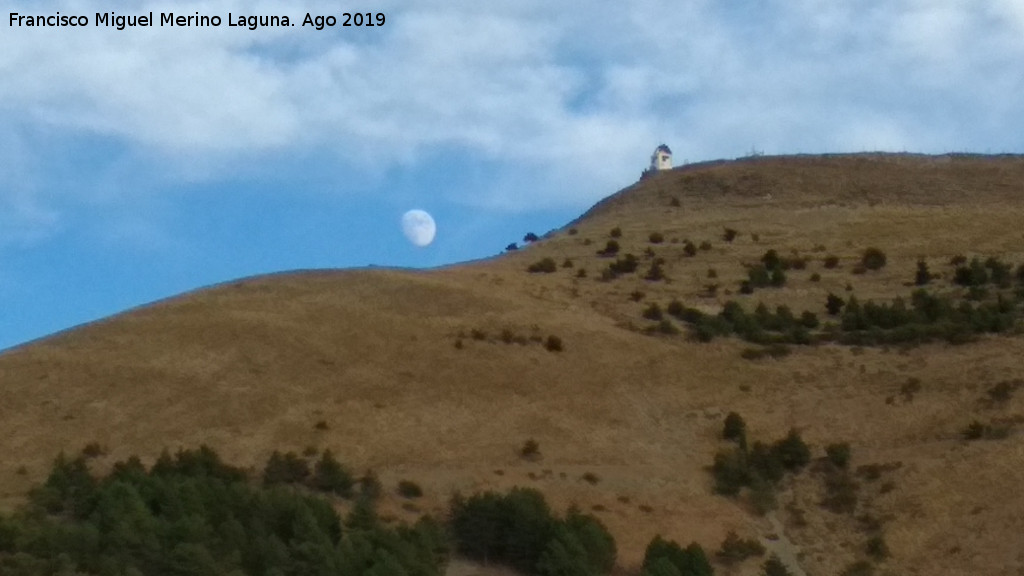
[2,153,1024,576]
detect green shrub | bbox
[722,412,747,444]
[761,249,781,270]
[643,303,664,321]
[642,536,713,576]
[597,239,620,256]
[749,477,777,516]
[311,449,355,497]
[826,442,852,469]
[761,554,794,576]
[545,335,563,352]
[528,257,558,273]
[914,259,932,285]
[861,248,887,270]
[821,469,859,514]
[397,480,423,499]
[826,293,845,315]
[772,429,811,472]
[711,449,748,496]
[716,530,765,564]
[263,450,310,486]
[769,267,786,287]
[521,439,541,459]
[865,534,889,560]
[645,261,666,281]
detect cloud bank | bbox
[2,0,1024,232]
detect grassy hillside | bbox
[2,153,1024,576]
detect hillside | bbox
[2,153,1024,576]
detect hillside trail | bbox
[756,511,810,576]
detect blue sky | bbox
[2,0,1024,350]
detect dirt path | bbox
[758,512,810,576]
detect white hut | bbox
[650,144,673,171]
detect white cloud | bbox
[2,0,1024,223]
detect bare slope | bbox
[2,154,1024,576]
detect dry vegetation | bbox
[3,153,1024,575]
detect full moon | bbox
[401,209,437,247]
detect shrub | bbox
[643,303,664,321]
[712,449,748,496]
[568,228,578,235]
[645,261,666,281]
[315,419,329,430]
[652,319,679,335]
[799,311,819,329]
[723,228,738,242]
[576,268,587,278]
[359,470,383,501]
[699,241,712,251]
[861,247,887,270]
[545,335,563,352]
[722,412,747,444]
[954,257,989,286]
[810,272,821,282]
[610,227,622,238]
[630,290,646,302]
[826,293,845,315]
[749,477,777,515]
[506,242,519,251]
[642,536,713,576]
[528,257,558,273]
[597,239,620,256]
[397,480,423,499]
[950,254,967,266]
[761,249,781,270]
[670,197,681,207]
[521,439,541,459]
[824,255,840,269]
[649,232,664,244]
[865,534,889,560]
[826,442,852,469]
[562,258,574,268]
[769,268,786,287]
[524,232,539,243]
[581,472,600,485]
[707,268,718,278]
[915,259,932,285]
[772,429,811,472]
[822,470,859,514]
[263,451,310,486]
[607,253,639,275]
[748,266,771,288]
[761,554,794,576]
[683,241,697,257]
[311,449,355,497]
[716,530,766,564]
[81,442,106,459]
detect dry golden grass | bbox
[2,153,1024,576]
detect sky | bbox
[2,0,1024,350]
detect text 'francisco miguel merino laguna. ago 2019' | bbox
[9,12,386,31]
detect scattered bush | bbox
[649,232,664,244]
[723,228,738,242]
[645,260,667,281]
[826,442,852,469]
[610,227,622,238]
[568,227,578,235]
[761,553,794,576]
[528,257,558,273]
[824,255,840,269]
[716,530,765,564]
[670,197,681,207]
[642,536,712,576]
[630,290,646,302]
[699,241,712,251]
[311,449,355,497]
[81,442,106,459]
[683,241,698,257]
[865,534,890,561]
[581,472,600,485]
[263,450,310,486]
[821,469,859,514]
[562,258,574,268]
[521,439,541,459]
[915,259,932,285]
[576,268,587,278]
[826,293,846,315]
[643,303,664,321]
[398,480,424,499]
[861,247,887,270]
[810,272,821,282]
[950,254,967,266]
[359,470,383,501]
[722,412,747,445]
[506,242,519,251]
[597,239,621,256]
[524,232,539,243]
[772,429,811,472]
[545,335,563,352]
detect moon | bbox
[401,209,436,247]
